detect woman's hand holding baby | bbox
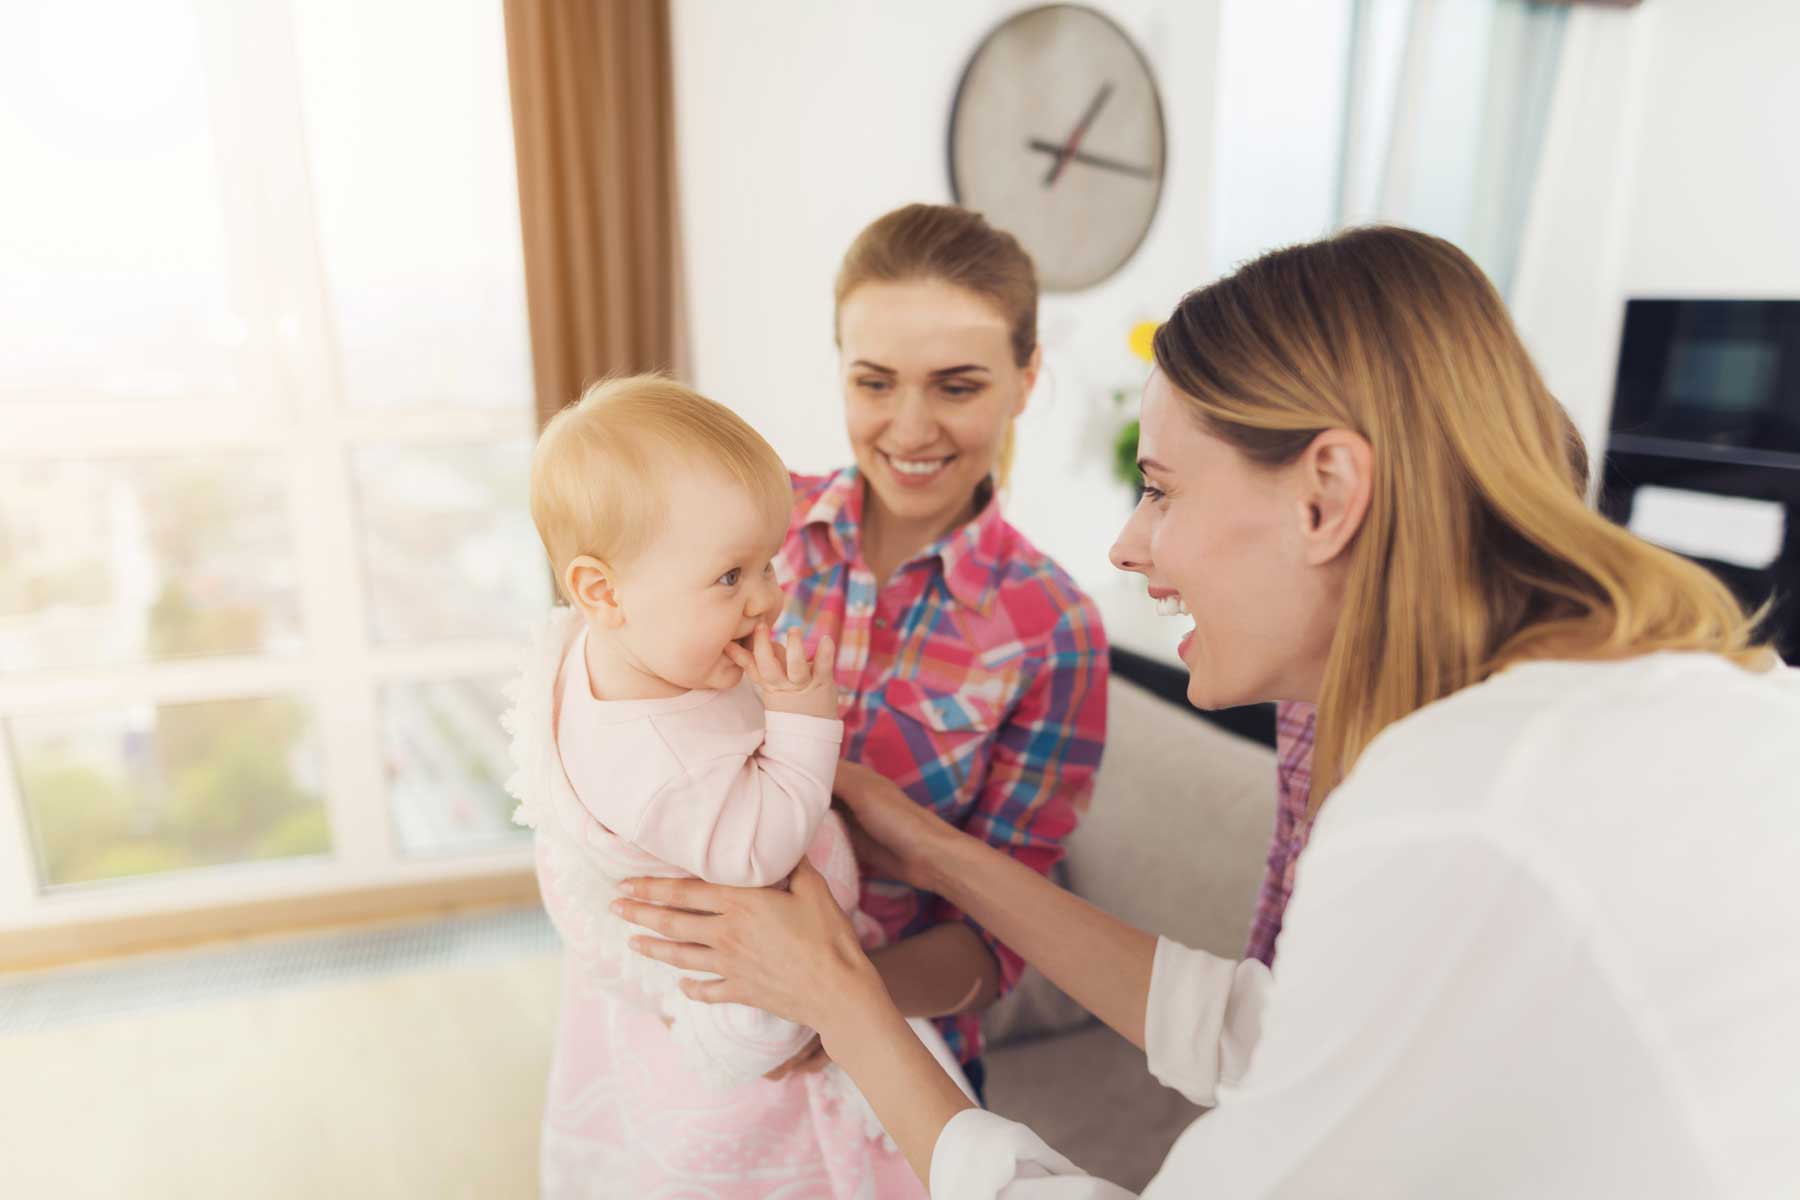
[727,625,839,720]
[615,858,884,1038]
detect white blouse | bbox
[930,653,1800,1198]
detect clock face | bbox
[948,4,1166,293]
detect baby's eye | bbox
[717,567,742,587]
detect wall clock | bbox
[948,4,1166,292]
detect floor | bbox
[0,908,1187,1197]
[0,909,561,1200]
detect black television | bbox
[1607,299,1800,500]
[1601,298,1800,660]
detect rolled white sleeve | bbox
[930,1108,1135,1199]
[925,939,1268,1198]
[1144,937,1271,1107]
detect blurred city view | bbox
[0,459,301,675]
[0,449,536,889]
[12,697,328,888]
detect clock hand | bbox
[1043,81,1114,187]
[1026,139,1156,180]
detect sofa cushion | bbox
[979,961,1092,1047]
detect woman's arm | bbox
[939,830,1159,1048]
[821,974,983,1180]
[766,856,1003,1082]
[868,921,1001,1018]
[837,762,1159,1048]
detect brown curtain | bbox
[503,0,686,429]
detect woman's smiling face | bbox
[1109,369,1342,710]
[837,279,1035,534]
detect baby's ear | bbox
[564,556,626,628]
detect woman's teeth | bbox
[885,454,951,476]
[1155,594,1192,617]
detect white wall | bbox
[1513,0,1800,457]
[671,0,1348,591]
[1209,1,1351,273]
[1620,0,1800,300]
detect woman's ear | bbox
[1014,345,1043,417]
[1296,429,1373,566]
[564,555,627,629]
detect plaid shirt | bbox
[1245,700,1318,966]
[774,467,1108,1064]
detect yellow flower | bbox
[1128,320,1159,363]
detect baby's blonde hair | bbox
[530,374,792,600]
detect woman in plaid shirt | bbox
[766,204,1109,1101]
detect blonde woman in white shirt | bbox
[611,226,1800,1198]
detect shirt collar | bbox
[797,466,1006,614]
[932,479,1006,614]
[798,465,866,565]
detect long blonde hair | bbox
[1153,226,1768,810]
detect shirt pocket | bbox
[884,670,1012,735]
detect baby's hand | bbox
[727,625,839,720]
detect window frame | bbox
[0,0,538,944]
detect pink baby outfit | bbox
[504,608,953,1199]
[554,625,844,893]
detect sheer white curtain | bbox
[1336,0,1569,298]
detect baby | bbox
[505,376,956,1197]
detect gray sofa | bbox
[979,675,1277,1191]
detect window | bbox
[0,0,543,930]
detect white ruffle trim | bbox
[501,605,577,835]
